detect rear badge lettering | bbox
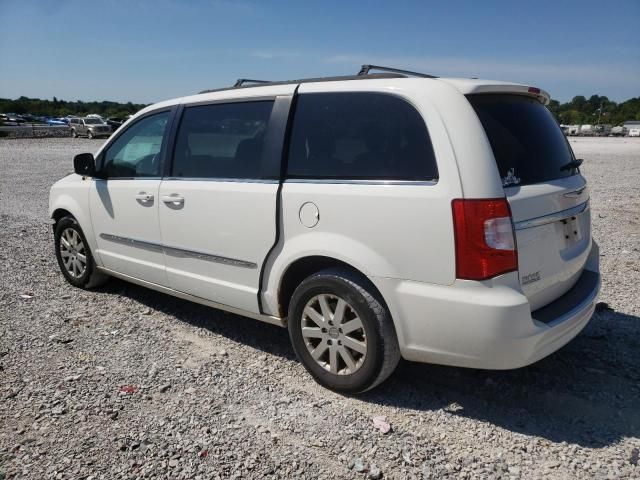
[522,271,541,285]
[502,168,521,187]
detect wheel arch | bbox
[51,208,75,229]
[49,192,101,266]
[276,255,392,323]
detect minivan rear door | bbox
[468,94,591,310]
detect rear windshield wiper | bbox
[560,158,583,172]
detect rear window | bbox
[468,94,575,187]
[287,92,438,181]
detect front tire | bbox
[288,268,400,394]
[54,216,108,289]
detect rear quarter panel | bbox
[261,79,478,316]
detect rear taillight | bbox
[452,198,518,280]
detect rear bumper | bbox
[372,241,600,369]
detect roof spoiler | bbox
[466,84,551,105]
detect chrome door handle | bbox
[161,194,185,206]
[135,192,154,203]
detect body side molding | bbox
[99,233,257,269]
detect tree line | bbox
[1,94,639,126]
[0,96,148,120]
[547,95,640,126]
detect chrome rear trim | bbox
[513,201,589,231]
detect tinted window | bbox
[287,93,437,181]
[102,111,169,178]
[468,94,575,186]
[171,101,274,179]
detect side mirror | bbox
[73,153,96,177]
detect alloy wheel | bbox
[301,294,367,375]
[59,228,87,278]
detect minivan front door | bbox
[158,95,292,313]
[89,110,172,286]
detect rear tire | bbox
[87,130,94,139]
[54,216,108,289]
[71,129,77,138]
[288,268,400,394]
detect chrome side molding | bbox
[284,178,438,186]
[99,233,164,252]
[99,233,257,269]
[162,244,257,269]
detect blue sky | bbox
[1,0,638,104]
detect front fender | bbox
[49,176,101,266]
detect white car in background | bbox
[629,128,640,137]
[49,65,600,393]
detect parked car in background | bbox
[593,124,611,136]
[86,114,107,123]
[105,117,125,131]
[47,118,68,126]
[610,126,627,137]
[629,128,640,137]
[49,66,600,393]
[2,113,26,125]
[579,124,593,136]
[560,124,580,136]
[69,117,112,139]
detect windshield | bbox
[84,118,103,125]
[468,94,575,187]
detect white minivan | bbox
[49,65,600,393]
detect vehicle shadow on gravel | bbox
[99,279,297,358]
[100,280,639,448]
[364,309,640,448]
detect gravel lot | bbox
[1,137,639,479]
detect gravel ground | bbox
[0,137,639,479]
[0,126,71,139]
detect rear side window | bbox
[287,92,437,181]
[171,101,274,179]
[468,94,575,187]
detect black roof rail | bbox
[357,64,438,79]
[198,70,424,94]
[234,78,272,87]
